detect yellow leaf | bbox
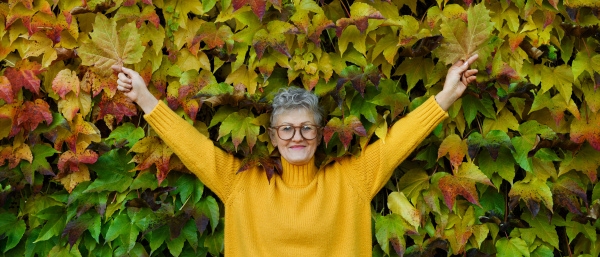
[225,65,258,94]
[58,163,91,193]
[387,192,420,230]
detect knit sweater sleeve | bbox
[143,101,241,202]
[344,96,448,200]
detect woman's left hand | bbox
[435,54,479,111]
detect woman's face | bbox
[270,108,321,165]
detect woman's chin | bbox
[282,154,312,165]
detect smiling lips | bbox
[290,145,306,149]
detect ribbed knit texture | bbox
[144,96,448,256]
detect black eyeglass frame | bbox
[269,125,322,140]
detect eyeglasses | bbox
[271,124,321,140]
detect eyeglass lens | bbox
[277,125,318,140]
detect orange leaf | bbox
[129,136,174,185]
[439,162,494,210]
[438,134,468,170]
[52,69,80,100]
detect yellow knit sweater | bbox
[144,96,448,256]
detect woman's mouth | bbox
[290,145,305,150]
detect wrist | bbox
[136,91,159,114]
[435,90,456,112]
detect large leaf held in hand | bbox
[78,14,145,77]
[436,3,494,65]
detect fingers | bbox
[464,69,478,77]
[465,54,479,66]
[111,65,122,73]
[121,66,138,77]
[118,73,131,84]
[117,80,132,92]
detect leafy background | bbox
[0,0,599,256]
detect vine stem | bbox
[340,0,351,18]
[564,229,573,257]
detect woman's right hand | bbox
[111,65,158,114]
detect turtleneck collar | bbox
[280,157,318,187]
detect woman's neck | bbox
[280,157,317,187]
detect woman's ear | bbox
[269,128,278,148]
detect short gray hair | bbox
[271,87,323,126]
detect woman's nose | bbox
[291,128,304,142]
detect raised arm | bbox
[343,55,479,199]
[113,66,241,202]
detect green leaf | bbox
[393,57,434,93]
[350,88,378,123]
[495,237,530,257]
[85,149,135,193]
[196,196,219,233]
[106,212,140,252]
[20,144,59,185]
[479,148,515,186]
[34,214,66,243]
[397,169,430,203]
[565,213,596,244]
[203,221,224,256]
[167,234,186,256]
[106,122,145,148]
[148,225,170,255]
[0,213,26,252]
[368,79,409,119]
[217,110,259,151]
[375,214,410,256]
[540,65,574,104]
[173,173,204,204]
[521,211,559,249]
[462,94,496,126]
[336,64,381,98]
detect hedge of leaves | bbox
[0,0,599,256]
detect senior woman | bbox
[111,54,478,256]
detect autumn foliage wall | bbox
[0,0,599,256]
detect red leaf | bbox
[192,22,232,50]
[82,70,118,98]
[232,0,267,21]
[138,6,160,29]
[308,13,335,47]
[17,100,53,133]
[54,114,100,153]
[97,92,138,124]
[334,3,385,37]
[570,109,600,151]
[57,148,99,174]
[237,144,282,183]
[4,59,46,95]
[323,115,367,150]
